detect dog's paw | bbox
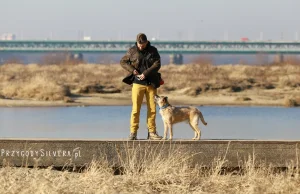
[162,137,167,140]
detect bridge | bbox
[1,40,300,63]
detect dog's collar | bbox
[159,104,170,110]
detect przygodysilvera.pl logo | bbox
[0,148,82,159]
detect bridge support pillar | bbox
[169,54,183,65]
[274,54,284,64]
[67,53,84,62]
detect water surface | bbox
[0,106,299,140]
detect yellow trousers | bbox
[130,83,157,133]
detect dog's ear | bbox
[163,96,168,102]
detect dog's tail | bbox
[198,111,207,126]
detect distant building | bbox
[1,33,16,40]
[241,37,249,42]
[83,36,92,41]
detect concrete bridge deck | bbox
[0,139,299,168]
[2,40,300,54]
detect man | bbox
[120,33,162,140]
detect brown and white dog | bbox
[154,95,207,140]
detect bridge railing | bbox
[1,40,300,54]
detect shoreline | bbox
[0,92,292,108]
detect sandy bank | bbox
[0,89,295,107]
[0,63,299,108]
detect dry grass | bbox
[160,63,300,92]
[0,63,126,101]
[1,146,300,193]
[0,62,299,106]
[284,96,300,107]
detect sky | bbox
[1,0,300,41]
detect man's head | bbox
[136,33,148,50]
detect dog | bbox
[154,95,207,140]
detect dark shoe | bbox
[128,132,137,140]
[148,132,162,140]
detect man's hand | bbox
[137,74,145,80]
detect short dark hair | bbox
[136,33,147,44]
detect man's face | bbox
[137,41,148,50]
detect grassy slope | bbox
[0,63,299,107]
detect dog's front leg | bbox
[169,124,173,140]
[162,122,168,140]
